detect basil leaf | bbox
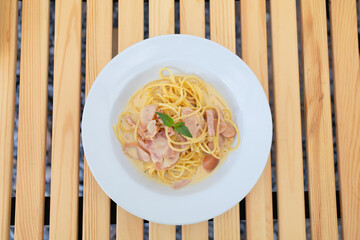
[155,112,174,127]
[175,122,185,127]
[174,125,193,138]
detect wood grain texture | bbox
[148,0,176,239]
[241,0,273,239]
[214,205,240,240]
[49,0,82,239]
[118,0,143,52]
[180,0,205,37]
[209,0,239,239]
[329,0,360,239]
[300,0,339,239]
[270,0,306,239]
[210,0,236,52]
[149,0,174,37]
[149,223,176,240]
[180,1,207,239]
[116,208,143,240]
[0,0,18,239]
[14,0,50,239]
[83,0,112,239]
[182,222,208,240]
[117,1,144,239]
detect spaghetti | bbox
[113,68,240,189]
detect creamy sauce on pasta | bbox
[113,68,240,189]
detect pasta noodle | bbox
[113,68,240,189]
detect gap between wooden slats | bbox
[240,0,274,239]
[117,0,144,239]
[269,0,306,239]
[14,0,50,239]
[180,1,207,239]
[299,0,339,239]
[83,0,112,239]
[49,0,82,238]
[329,0,360,239]
[209,0,240,239]
[0,0,18,239]
[148,0,175,238]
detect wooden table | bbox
[1,0,359,239]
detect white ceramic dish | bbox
[82,34,272,225]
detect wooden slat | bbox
[117,0,144,239]
[149,0,174,36]
[210,0,240,240]
[117,208,143,240]
[209,0,239,239]
[180,0,205,37]
[0,0,18,239]
[240,0,273,239]
[300,0,339,239]
[49,0,82,239]
[182,223,208,240]
[210,0,236,52]
[118,0,143,52]
[330,0,360,239]
[14,0,50,239]
[149,223,176,240]
[148,0,175,238]
[82,0,112,239]
[270,0,306,239]
[179,1,207,239]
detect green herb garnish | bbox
[155,112,192,138]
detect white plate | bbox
[82,34,272,225]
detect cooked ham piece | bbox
[182,107,201,138]
[207,108,228,136]
[122,143,151,163]
[222,122,236,138]
[202,155,220,173]
[139,104,158,131]
[219,134,225,147]
[206,110,215,136]
[171,179,191,190]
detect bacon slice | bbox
[171,179,191,190]
[147,131,180,170]
[122,143,151,163]
[139,104,157,131]
[138,119,159,140]
[148,131,170,162]
[155,152,179,171]
[137,137,150,150]
[125,115,136,129]
[182,107,201,138]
